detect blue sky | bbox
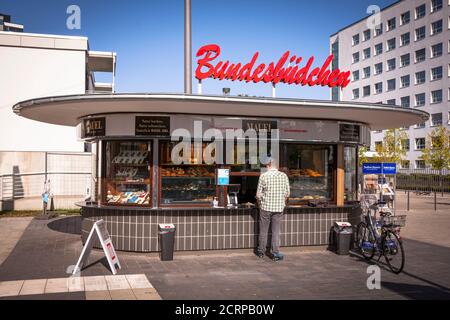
[2,0,395,99]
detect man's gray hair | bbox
[267,157,278,168]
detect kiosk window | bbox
[280,144,335,203]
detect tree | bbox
[373,129,408,164]
[420,126,450,170]
[358,146,369,165]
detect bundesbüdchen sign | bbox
[195,44,350,88]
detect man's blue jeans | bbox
[258,209,283,254]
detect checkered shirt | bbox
[256,168,290,212]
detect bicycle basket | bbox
[382,215,406,227]
[359,194,378,212]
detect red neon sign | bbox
[195,44,350,88]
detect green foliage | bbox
[373,129,408,164]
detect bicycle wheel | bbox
[356,222,375,260]
[383,229,405,274]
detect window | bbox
[401,160,410,169]
[401,139,410,151]
[375,82,383,94]
[363,66,371,78]
[363,47,371,59]
[344,146,358,202]
[415,160,426,169]
[400,53,410,67]
[401,11,410,25]
[431,43,443,57]
[431,112,443,126]
[374,141,383,151]
[431,66,443,80]
[352,34,360,46]
[352,52,360,63]
[416,4,426,19]
[363,85,370,97]
[387,38,396,51]
[415,48,426,62]
[415,71,426,84]
[363,29,371,41]
[374,43,383,55]
[431,89,443,103]
[374,62,383,75]
[415,138,426,150]
[415,93,426,106]
[374,23,383,36]
[387,79,396,91]
[415,122,426,129]
[352,88,360,99]
[387,17,396,31]
[103,141,152,206]
[387,58,396,71]
[400,32,410,46]
[352,70,360,81]
[415,26,426,41]
[387,99,396,105]
[401,75,410,88]
[431,0,443,12]
[431,20,443,35]
[401,96,410,108]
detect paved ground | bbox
[0,193,449,300]
[0,217,32,265]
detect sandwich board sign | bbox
[73,219,121,275]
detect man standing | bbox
[256,158,290,261]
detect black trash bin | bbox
[332,221,353,255]
[158,223,176,261]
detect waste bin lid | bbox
[159,223,175,230]
[334,221,351,228]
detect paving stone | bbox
[19,279,47,296]
[109,289,136,300]
[105,275,131,290]
[84,276,108,291]
[125,274,153,289]
[44,278,69,294]
[67,276,84,292]
[0,280,24,297]
[132,288,162,300]
[85,290,111,300]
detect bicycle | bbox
[355,194,406,274]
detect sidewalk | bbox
[1,193,449,300]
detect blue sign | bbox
[382,162,397,175]
[42,192,49,204]
[217,169,230,186]
[362,162,396,175]
[362,163,382,174]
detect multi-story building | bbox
[0,13,24,32]
[330,0,450,169]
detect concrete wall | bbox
[0,37,87,152]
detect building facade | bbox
[330,0,450,169]
[0,13,24,32]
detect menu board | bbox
[82,117,106,138]
[339,124,360,143]
[135,116,170,136]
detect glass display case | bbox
[281,144,335,204]
[103,141,151,205]
[159,141,216,206]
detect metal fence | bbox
[397,168,450,193]
[0,152,92,211]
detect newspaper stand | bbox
[362,163,397,215]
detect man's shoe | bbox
[255,249,265,258]
[272,252,284,261]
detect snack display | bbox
[107,191,149,204]
[112,151,149,165]
[288,168,323,177]
[160,165,215,177]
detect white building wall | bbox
[0,41,86,152]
